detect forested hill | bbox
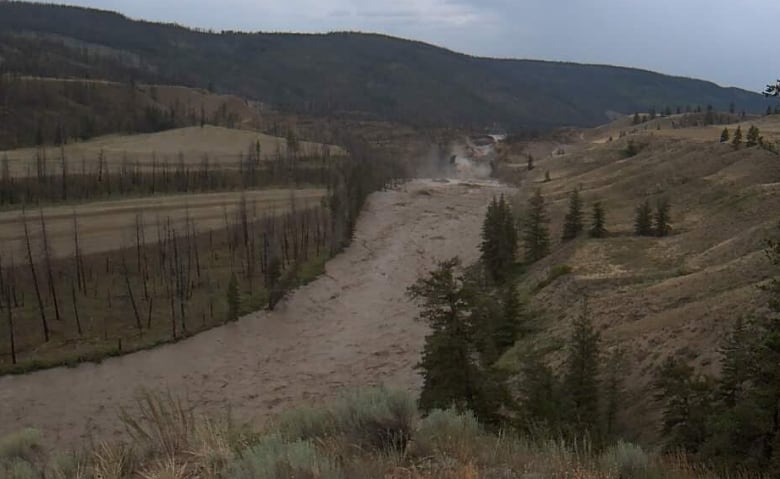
[0,2,771,128]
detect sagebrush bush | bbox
[1,459,38,479]
[275,405,335,442]
[412,408,482,458]
[276,387,416,452]
[230,434,342,479]
[599,441,655,479]
[330,387,417,452]
[0,428,41,462]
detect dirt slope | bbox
[503,120,780,441]
[0,178,512,451]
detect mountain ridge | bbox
[0,2,772,128]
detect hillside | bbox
[500,114,780,442]
[0,2,772,130]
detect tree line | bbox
[0,137,407,372]
[0,141,337,207]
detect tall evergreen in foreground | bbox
[408,258,508,426]
[523,189,550,263]
[562,189,584,241]
[564,302,601,437]
[720,127,730,143]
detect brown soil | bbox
[0,178,513,451]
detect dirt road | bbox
[0,178,512,450]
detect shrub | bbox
[275,405,335,442]
[1,459,38,479]
[230,434,342,479]
[535,264,573,292]
[119,390,195,458]
[330,387,417,452]
[599,441,655,478]
[0,429,41,463]
[412,408,482,458]
[274,388,417,453]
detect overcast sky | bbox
[44,0,778,92]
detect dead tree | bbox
[23,213,49,342]
[70,282,82,336]
[122,255,143,332]
[40,210,62,323]
[5,283,15,364]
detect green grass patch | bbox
[535,264,573,292]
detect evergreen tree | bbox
[480,195,517,283]
[718,317,756,408]
[226,273,240,322]
[654,358,713,453]
[564,302,601,436]
[654,198,672,237]
[409,258,508,425]
[732,126,743,149]
[632,112,641,125]
[602,348,626,439]
[562,189,584,241]
[523,189,550,263]
[518,352,565,430]
[634,200,653,236]
[527,155,535,171]
[544,170,551,182]
[720,127,730,143]
[589,201,607,238]
[747,125,761,147]
[492,283,527,356]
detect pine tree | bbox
[720,127,730,143]
[602,348,625,439]
[527,155,535,171]
[226,272,240,322]
[732,126,743,149]
[523,189,550,263]
[564,302,601,436]
[589,201,607,238]
[480,196,517,283]
[544,170,551,182]
[632,112,641,125]
[562,189,584,241]
[409,258,509,425]
[654,358,713,453]
[718,317,756,408]
[491,283,527,356]
[747,125,761,147]
[654,198,672,237]
[634,200,653,236]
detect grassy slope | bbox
[502,114,780,442]
[0,2,773,130]
[0,124,344,177]
[0,388,731,479]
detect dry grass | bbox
[504,123,780,442]
[0,389,754,479]
[0,125,346,178]
[0,187,325,259]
